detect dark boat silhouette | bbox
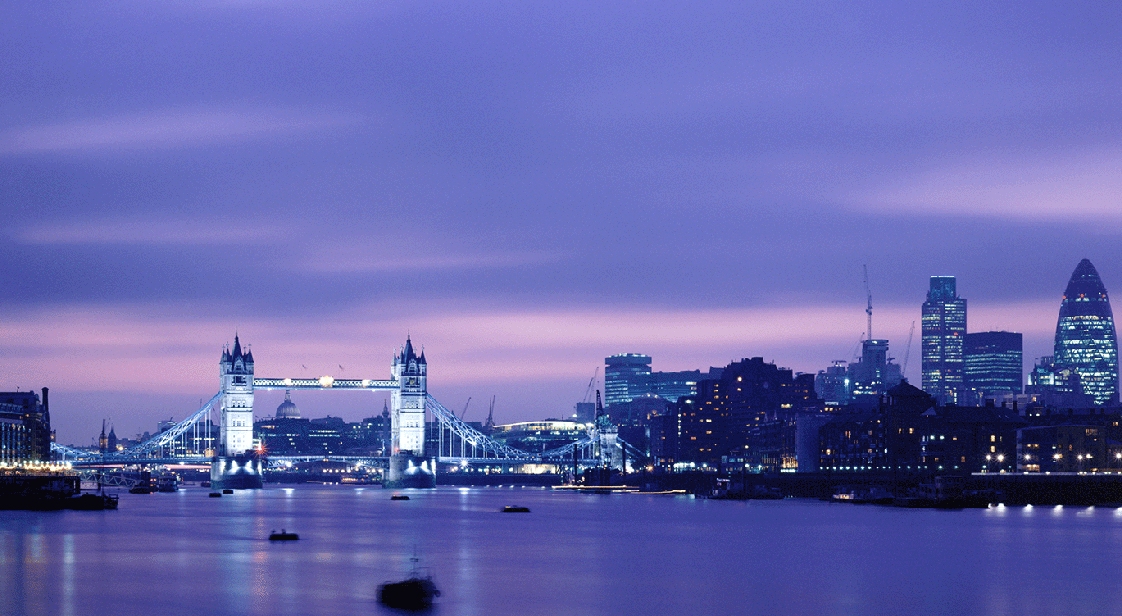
[378,554,439,610]
[269,529,299,541]
[501,505,530,512]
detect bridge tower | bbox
[387,337,435,488]
[211,334,263,489]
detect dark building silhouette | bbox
[651,358,818,471]
[255,395,391,457]
[964,331,1023,403]
[922,276,966,405]
[1025,355,1093,408]
[818,381,1024,474]
[849,339,902,406]
[1054,258,1119,405]
[815,360,851,406]
[1017,424,1122,473]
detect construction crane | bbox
[863,264,873,341]
[851,336,864,363]
[902,321,916,377]
[460,397,471,420]
[582,368,599,403]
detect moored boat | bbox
[378,554,440,610]
[378,575,440,610]
[269,529,299,541]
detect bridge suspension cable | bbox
[426,395,533,460]
[51,392,222,462]
[118,392,222,458]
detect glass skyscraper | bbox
[963,331,1022,401]
[921,276,966,405]
[604,354,652,407]
[1054,259,1119,406]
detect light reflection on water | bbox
[1,486,1121,616]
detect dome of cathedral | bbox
[276,390,301,419]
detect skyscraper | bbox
[604,354,652,407]
[922,276,966,405]
[964,331,1022,402]
[1054,258,1119,406]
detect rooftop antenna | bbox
[863,264,873,341]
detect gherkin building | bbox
[1054,258,1119,405]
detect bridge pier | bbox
[385,453,436,489]
[210,452,264,489]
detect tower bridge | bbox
[52,335,630,486]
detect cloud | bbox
[0,105,367,156]
[850,147,1122,226]
[16,218,289,246]
[300,241,567,274]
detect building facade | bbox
[0,389,51,465]
[604,354,652,407]
[964,331,1023,402]
[219,336,255,456]
[922,276,967,405]
[1053,258,1119,406]
[390,337,427,455]
[849,339,902,405]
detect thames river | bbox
[2,485,1120,616]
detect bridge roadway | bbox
[66,454,601,469]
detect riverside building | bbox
[0,389,52,465]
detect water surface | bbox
[2,486,1119,616]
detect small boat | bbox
[378,555,439,610]
[390,494,410,501]
[129,486,153,494]
[209,492,222,498]
[269,529,299,541]
[157,475,178,492]
[222,489,234,494]
[66,493,119,510]
[502,505,530,513]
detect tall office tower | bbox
[921,276,967,404]
[604,354,652,407]
[1054,258,1119,405]
[964,331,1023,402]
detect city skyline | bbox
[3,3,1122,444]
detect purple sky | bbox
[4,2,1122,446]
